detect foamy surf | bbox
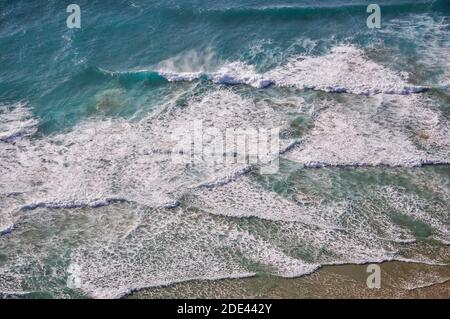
[0,102,38,142]
[0,90,292,220]
[284,94,450,168]
[266,46,427,95]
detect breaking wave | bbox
[100,46,426,95]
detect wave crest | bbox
[102,46,426,95]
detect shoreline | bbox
[128,260,450,299]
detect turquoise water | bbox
[0,1,449,298]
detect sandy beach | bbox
[129,260,449,299]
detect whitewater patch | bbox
[0,102,38,142]
[266,46,426,95]
[284,94,450,168]
[189,175,422,243]
[191,175,351,227]
[0,90,292,218]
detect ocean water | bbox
[0,0,449,298]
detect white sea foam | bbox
[0,90,290,216]
[190,176,418,243]
[0,102,38,142]
[159,70,203,82]
[266,46,426,95]
[285,94,450,168]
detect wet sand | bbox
[128,261,449,299]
